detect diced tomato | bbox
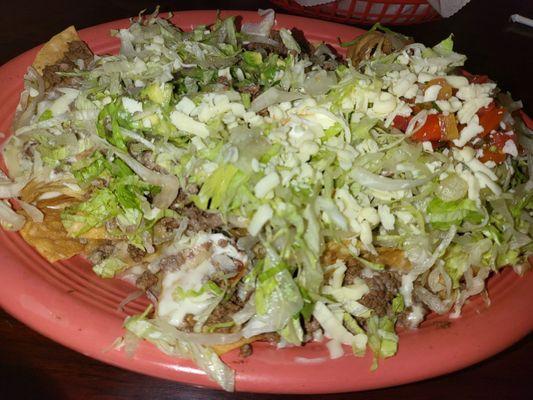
[470,75,491,84]
[440,114,459,140]
[479,147,506,164]
[489,130,517,149]
[410,113,459,142]
[411,114,442,142]
[461,70,491,84]
[478,102,505,136]
[393,115,411,132]
[423,78,453,100]
[478,131,518,164]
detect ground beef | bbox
[243,41,287,58]
[87,241,115,264]
[180,204,223,233]
[342,262,361,286]
[162,217,182,230]
[260,332,280,343]
[158,252,187,271]
[155,187,224,240]
[359,271,399,317]
[153,217,182,245]
[136,270,158,291]
[167,187,224,235]
[23,141,37,158]
[239,344,253,358]
[396,303,428,329]
[159,255,178,271]
[216,76,231,87]
[42,63,73,89]
[236,83,260,98]
[182,314,196,332]
[173,188,189,206]
[303,317,321,343]
[130,148,166,173]
[290,28,314,55]
[204,293,244,332]
[309,44,343,71]
[343,263,400,317]
[42,40,93,89]
[66,40,93,65]
[128,244,146,262]
[320,60,340,71]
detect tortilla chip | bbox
[18,180,102,263]
[372,247,412,272]
[32,26,80,74]
[19,198,88,263]
[322,241,412,272]
[65,222,109,240]
[211,335,267,356]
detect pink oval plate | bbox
[0,10,532,394]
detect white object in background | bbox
[510,14,533,28]
[427,0,471,18]
[296,1,470,19]
[295,0,335,6]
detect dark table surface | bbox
[1,1,532,399]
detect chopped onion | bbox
[236,235,259,252]
[436,174,468,202]
[92,135,179,209]
[303,70,337,96]
[412,226,457,276]
[326,339,344,359]
[13,67,45,131]
[243,34,279,47]
[313,301,366,349]
[351,166,432,191]
[414,286,452,314]
[241,9,275,38]
[0,201,25,231]
[0,181,26,198]
[120,128,155,150]
[123,331,142,358]
[316,197,348,231]
[427,265,444,293]
[18,200,44,223]
[450,267,490,318]
[428,263,452,298]
[513,261,531,276]
[232,296,256,325]
[405,109,428,137]
[117,290,145,312]
[401,303,426,329]
[251,87,303,112]
[314,44,335,58]
[248,204,273,236]
[153,318,243,345]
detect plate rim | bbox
[0,10,532,394]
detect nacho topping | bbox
[1,10,531,391]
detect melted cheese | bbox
[157,233,247,328]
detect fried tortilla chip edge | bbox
[32,25,80,74]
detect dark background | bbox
[1,0,532,113]
[1,1,532,399]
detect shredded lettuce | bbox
[93,257,126,278]
[243,261,303,338]
[124,308,235,391]
[193,164,249,212]
[433,35,454,56]
[427,198,484,230]
[367,316,398,370]
[5,8,531,393]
